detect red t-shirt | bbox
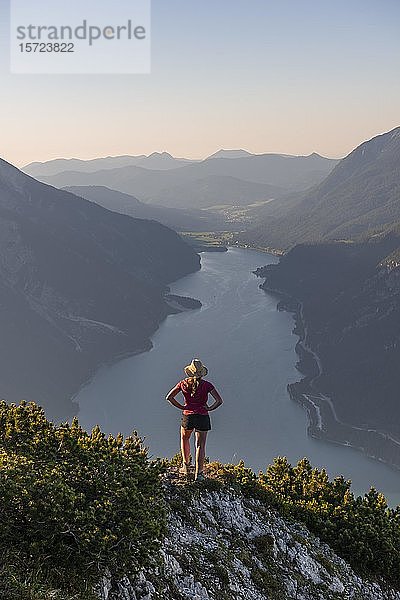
[172,379,215,415]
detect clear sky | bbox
[1,0,399,166]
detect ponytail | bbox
[187,376,201,397]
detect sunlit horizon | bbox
[1,0,399,167]
[12,122,400,169]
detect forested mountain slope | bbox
[256,228,400,466]
[0,159,200,419]
[62,185,225,231]
[243,126,400,250]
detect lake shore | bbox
[268,292,400,472]
[230,242,285,256]
[76,247,400,504]
[71,292,201,417]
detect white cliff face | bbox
[99,484,400,600]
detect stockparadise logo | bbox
[10,0,151,74]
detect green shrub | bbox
[0,401,166,597]
[1,401,399,595]
[206,460,259,494]
[258,457,400,587]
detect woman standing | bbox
[166,358,223,480]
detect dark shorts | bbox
[181,413,211,431]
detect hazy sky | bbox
[1,0,399,166]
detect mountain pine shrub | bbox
[0,401,166,598]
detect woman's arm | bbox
[165,386,185,410]
[207,387,223,411]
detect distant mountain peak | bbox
[390,126,400,139]
[341,125,400,168]
[207,149,254,160]
[147,151,174,159]
[206,148,254,160]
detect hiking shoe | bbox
[195,472,205,482]
[180,462,191,476]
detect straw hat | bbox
[184,358,208,378]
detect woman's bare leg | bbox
[195,430,208,476]
[181,427,193,465]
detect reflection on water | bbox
[76,248,400,505]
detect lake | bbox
[76,248,400,505]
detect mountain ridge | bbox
[0,159,200,419]
[242,127,400,468]
[242,126,400,249]
[2,401,400,600]
[61,185,227,231]
[255,228,400,467]
[23,152,198,177]
[29,152,338,210]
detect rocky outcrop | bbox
[99,484,400,600]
